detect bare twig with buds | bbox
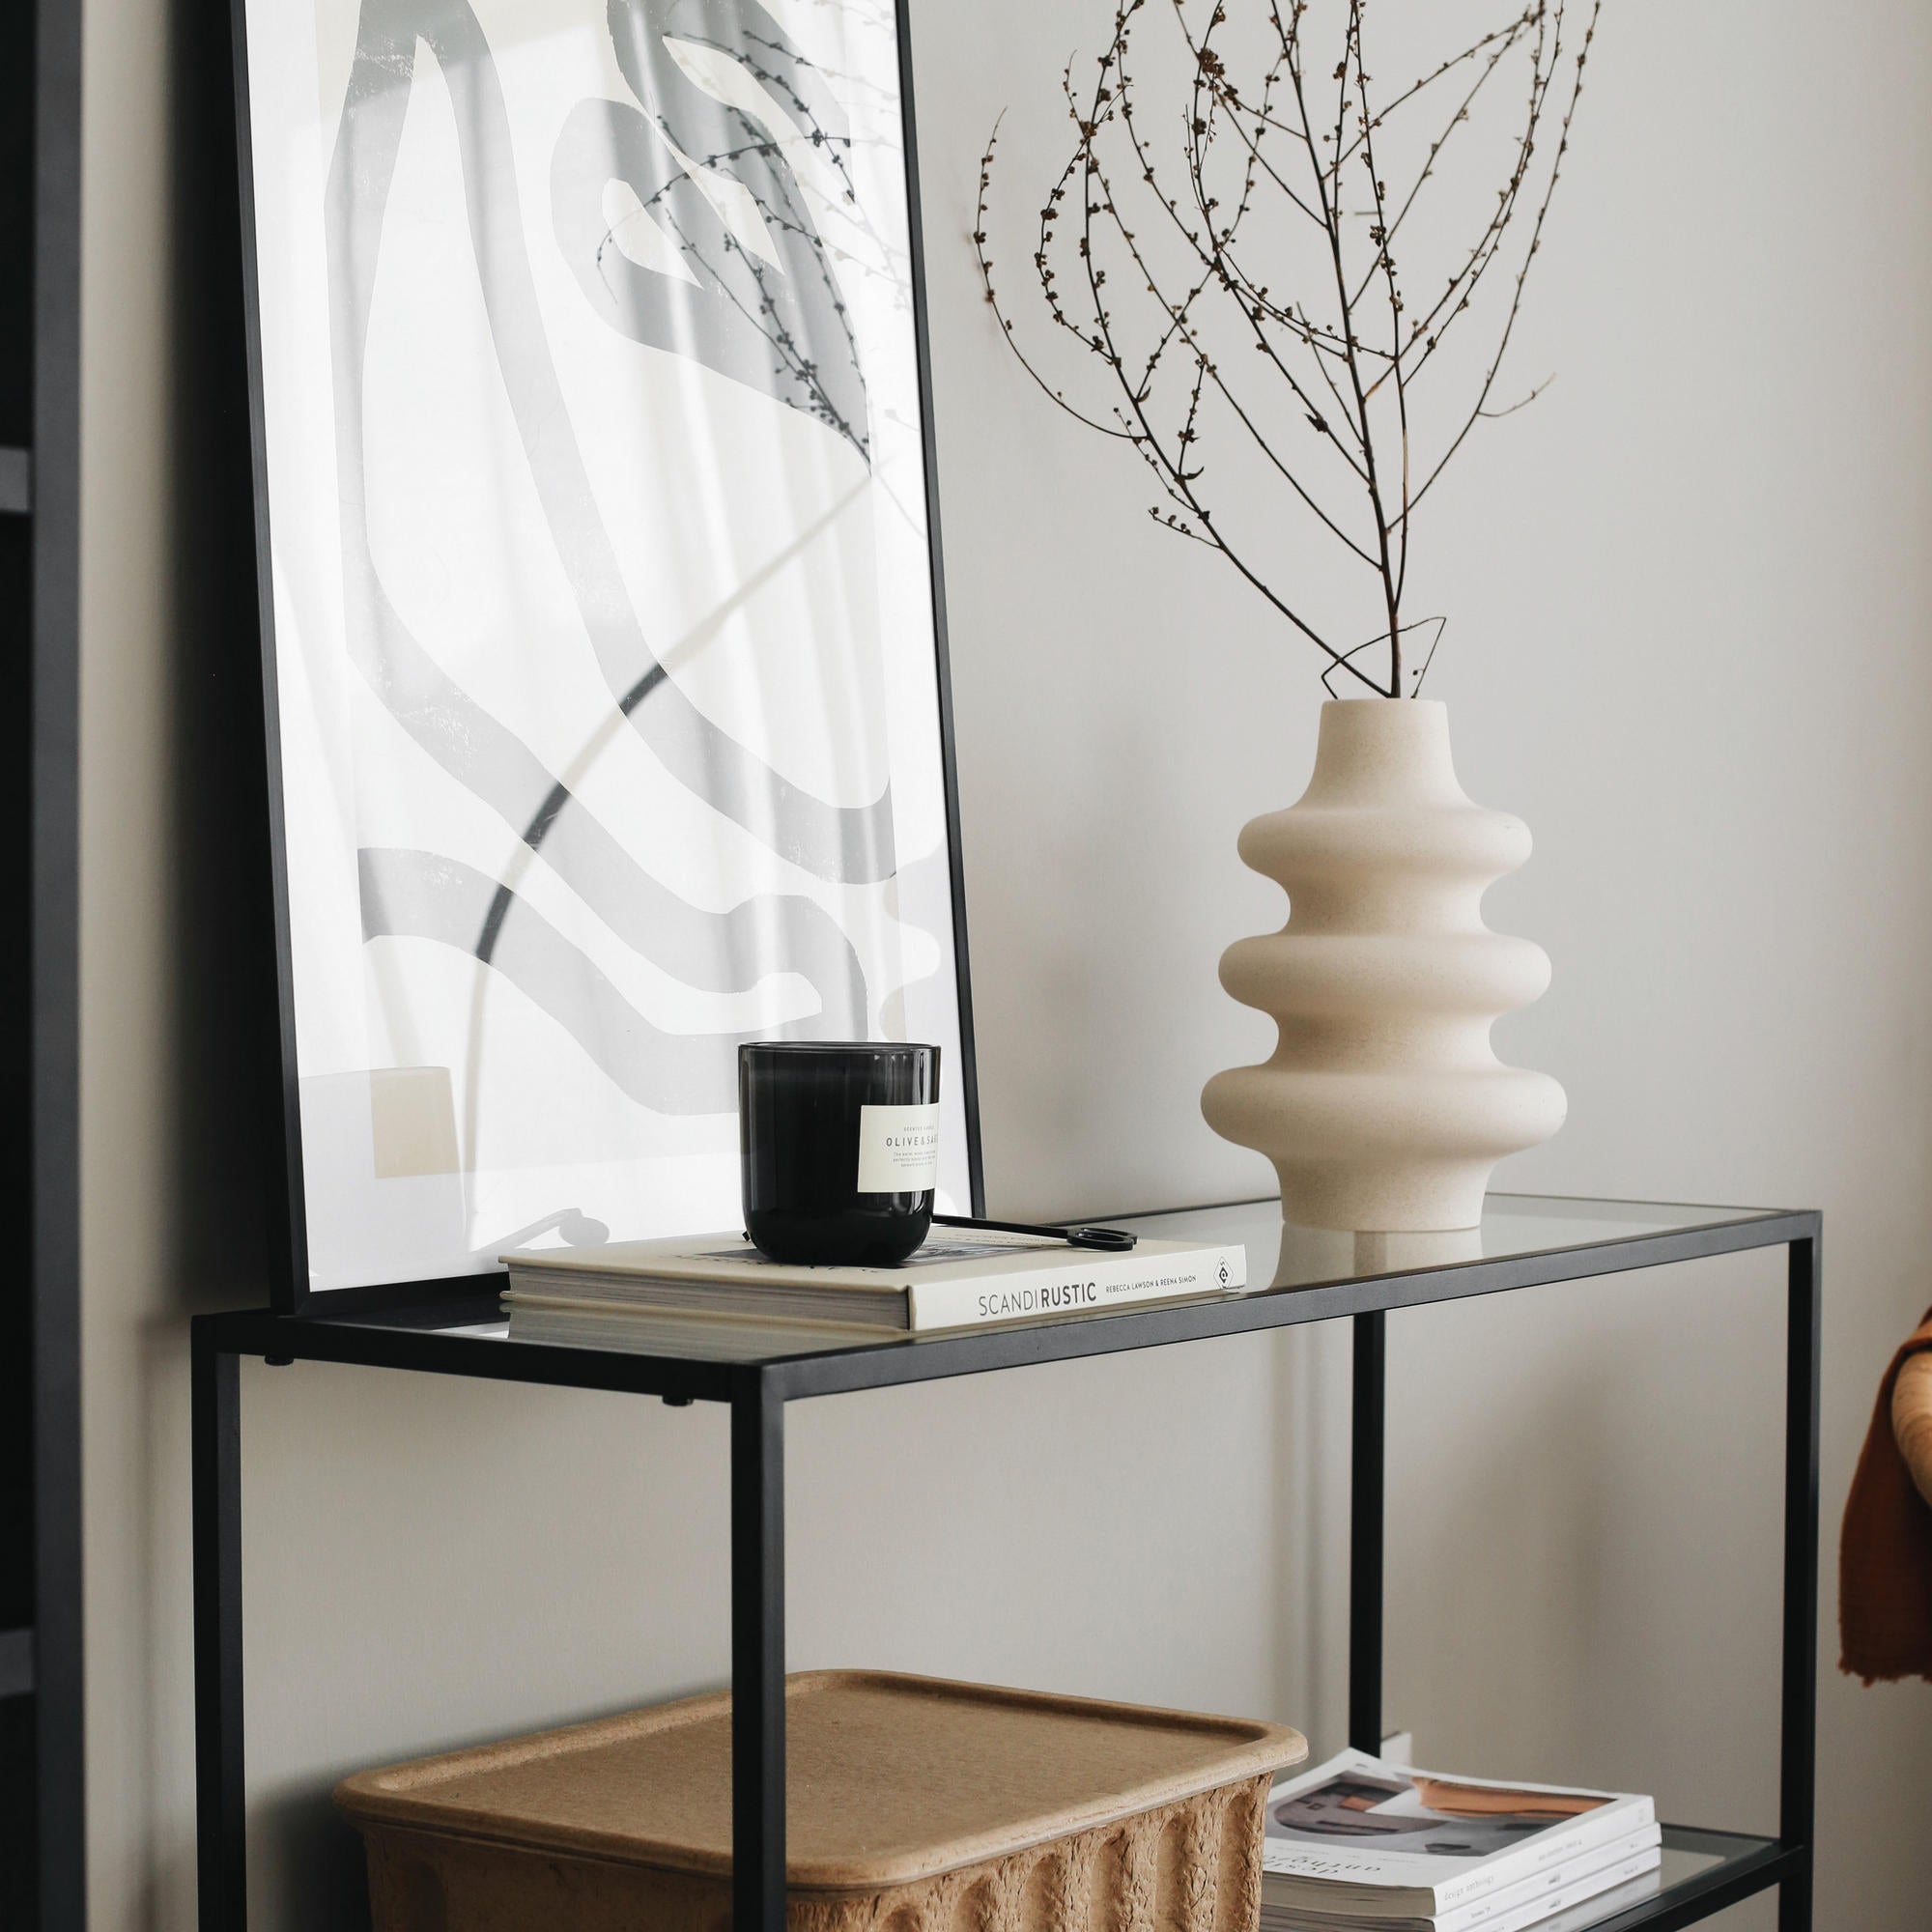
[975,0,1602,695]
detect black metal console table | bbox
[191,1193,1820,1932]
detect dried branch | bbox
[974,0,1604,696]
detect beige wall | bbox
[80,0,1932,1927]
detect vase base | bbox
[1273,1221,1486,1286]
[1271,1156,1502,1236]
[1202,1063,1567,1237]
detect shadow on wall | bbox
[262,1789,371,1932]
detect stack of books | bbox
[501,1226,1247,1346]
[1261,1751,1662,1932]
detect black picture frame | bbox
[224,0,983,1317]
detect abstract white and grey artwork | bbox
[240,0,973,1297]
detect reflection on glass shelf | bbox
[1652,1834,1729,1889]
[1134,1194,1723,1292]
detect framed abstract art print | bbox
[230,0,979,1309]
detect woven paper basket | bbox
[335,1669,1308,1931]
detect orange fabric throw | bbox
[1839,1307,1932,1684]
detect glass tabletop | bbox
[1141,1192,1769,1286]
[387,1192,1799,1373]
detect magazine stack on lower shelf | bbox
[1261,1752,1662,1932]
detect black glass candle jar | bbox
[739,1041,940,1266]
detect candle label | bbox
[856,1103,941,1193]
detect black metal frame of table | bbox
[191,1194,1821,1932]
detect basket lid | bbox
[334,1669,1307,1890]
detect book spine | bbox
[906,1245,1246,1332]
[1433,1827,1662,1932]
[503,1287,891,1332]
[1428,1798,1655,1913]
[1455,1845,1662,1932]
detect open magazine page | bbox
[1264,1750,1649,1906]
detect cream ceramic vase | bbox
[1202,698,1565,1232]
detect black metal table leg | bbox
[1778,1236,1820,1932]
[730,1368,786,1932]
[1350,1309,1387,1753]
[192,1322,247,1931]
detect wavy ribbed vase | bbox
[1202,698,1565,1232]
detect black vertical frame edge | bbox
[33,0,86,1918]
[894,0,985,1221]
[222,0,310,1314]
[1778,1228,1821,1932]
[1348,1308,1386,1754]
[225,0,986,1313]
[191,1329,246,1932]
[729,1369,786,1932]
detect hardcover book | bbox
[501,1228,1246,1335]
